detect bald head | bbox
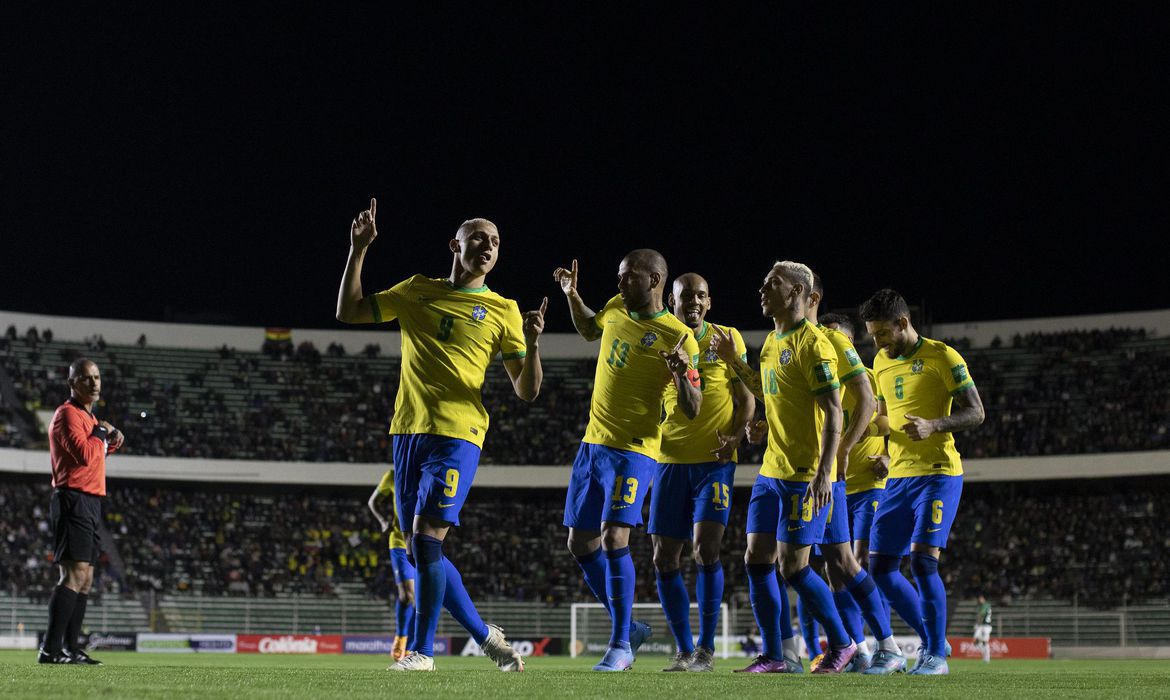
[456,218,498,239]
[669,272,711,329]
[68,358,101,406]
[623,249,668,285]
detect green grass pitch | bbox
[3,651,1169,698]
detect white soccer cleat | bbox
[482,624,524,672]
[387,651,435,671]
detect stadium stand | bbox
[1,327,1167,464]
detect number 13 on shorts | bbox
[611,476,638,504]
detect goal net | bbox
[569,602,731,659]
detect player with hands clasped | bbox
[649,273,755,672]
[555,251,703,672]
[337,199,545,672]
[859,288,985,675]
[711,261,857,674]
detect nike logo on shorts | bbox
[926,527,941,532]
[438,503,456,509]
[787,526,803,532]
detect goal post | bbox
[570,602,731,659]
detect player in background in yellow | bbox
[806,275,904,674]
[710,260,855,674]
[859,288,985,675]
[337,198,547,672]
[651,273,755,672]
[554,251,702,671]
[368,469,413,660]
[817,313,888,571]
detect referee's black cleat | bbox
[68,650,103,665]
[37,649,75,664]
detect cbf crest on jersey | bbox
[779,349,793,365]
[703,348,719,363]
[471,305,487,322]
[640,332,658,348]
[912,359,925,373]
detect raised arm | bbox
[553,259,601,341]
[660,333,702,419]
[836,372,876,481]
[504,297,547,402]
[710,325,763,399]
[336,198,379,324]
[902,383,986,440]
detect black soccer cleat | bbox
[68,650,103,665]
[37,649,75,665]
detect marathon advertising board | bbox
[136,633,195,653]
[237,634,343,654]
[190,634,238,653]
[342,636,395,654]
[952,636,1051,659]
[457,636,563,658]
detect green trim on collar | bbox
[695,321,710,341]
[629,307,670,320]
[445,280,490,293]
[774,318,808,340]
[896,336,925,360]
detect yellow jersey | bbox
[759,319,841,482]
[369,275,527,448]
[873,336,974,478]
[375,470,408,550]
[584,295,701,458]
[659,322,747,464]
[845,369,888,494]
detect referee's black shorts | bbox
[49,488,102,565]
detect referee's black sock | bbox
[65,593,88,653]
[44,585,78,654]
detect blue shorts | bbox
[870,474,963,555]
[647,461,736,540]
[847,488,884,544]
[563,443,656,530]
[746,475,829,546]
[820,481,851,545]
[389,547,415,585]
[392,434,481,529]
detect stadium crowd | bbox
[2,475,1165,609]
[1,326,1166,465]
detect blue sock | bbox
[606,547,635,649]
[788,566,851,648]
[746,564,784,660]
[871,554,927,641]
[443,557,489,645]
[575,548,612,615]
[395,598,414,638]
[656,569,694,654]
[847,569,893,640]
[797,595,820,657]
[911,552,948,656]
[411,534,446,657]
[833,589,865,646]
[695,561,723,651]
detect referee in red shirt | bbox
[38,358,124,665]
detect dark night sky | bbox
[3,3,1168,333]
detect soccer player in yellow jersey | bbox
[650,273,755,672]
[806,277,904,674]
[337,198,546,672]
[859,288,985,676]
[553,251,702,672]
[818,313,888,568]
[368,470,413,660]
[710,260,856,674]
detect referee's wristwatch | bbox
[91,425,110,442]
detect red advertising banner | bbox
[237,634,343,654]
[951,636,1051,659]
